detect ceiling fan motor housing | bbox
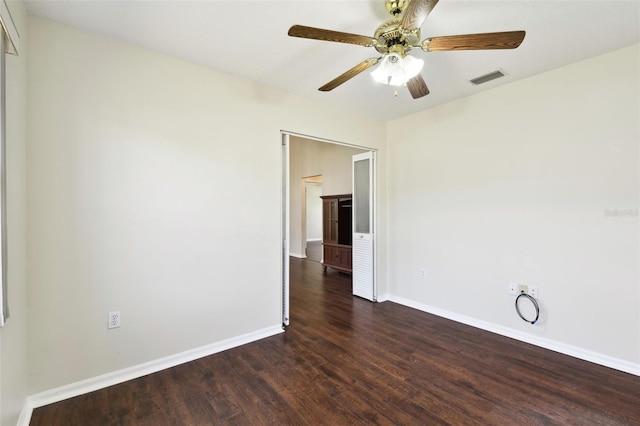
[374,18,420,56]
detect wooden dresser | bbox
[320,194,352,273]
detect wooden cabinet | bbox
[320,194,352,273]
[324,245,352,272]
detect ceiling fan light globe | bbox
[370,54,397,85]
[370,54,424,87]
[402,55,424,80]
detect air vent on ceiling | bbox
[470,70,505,85]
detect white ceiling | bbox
[24,0,640,120]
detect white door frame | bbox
[281,130,378,326]
[281,133,290,326]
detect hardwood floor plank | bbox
[30,258,640,425]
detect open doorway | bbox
[303,176,323,262]
[282,132,376,326]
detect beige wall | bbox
[387,44,639,365]
[0,1,28,424]
[26,17,386,394]
[289,136,367,257]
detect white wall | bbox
[289,137,367,257]
[0,1,28,424]
[26,17,386,394]
[387,44,639,367]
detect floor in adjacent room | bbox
[30,258,640,425]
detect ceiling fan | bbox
[288,0,526,99]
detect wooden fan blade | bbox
[400,0,439,31]
[319,58,380,92]
[406,74,429,99]
[288,25,376,47]
[422,31,526,51]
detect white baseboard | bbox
[306,238,322,242]
[386,295,640,377]
[19,325,283,426]
[375,293,391,303]
[289,252,306,259]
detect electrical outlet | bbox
[419,268,426,279]
[108,311,121,329]
[529,287,538,299]
[519,284,528,294]
[508,282,517,296]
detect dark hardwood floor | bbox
[31,258,640,425]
